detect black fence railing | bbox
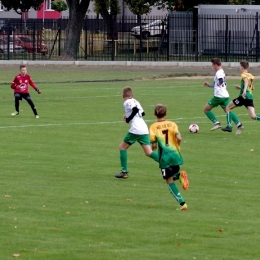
[0,13,260,62]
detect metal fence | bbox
[0,13,260,62]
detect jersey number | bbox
[162,130,169,146]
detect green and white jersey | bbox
[124,98,149,135]
[213,69,229,98]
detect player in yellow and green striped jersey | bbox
[149,104,189,211]
[222,60,260,135]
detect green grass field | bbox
[0,66,260,260]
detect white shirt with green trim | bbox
[214,69,229,98]
[124,98,149,135]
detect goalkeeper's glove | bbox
[35,88,41,94]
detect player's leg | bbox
[139,134,159,162]
[24,94,39,118]
[141,144,159,161]
[115,132,137,179]
[12,93,21,116]
[222,97,243,134]
[163,166,188,210]
[204,97,221,130]
[115,141,130,179]
[246,100,260,121]
[246,106,260,120]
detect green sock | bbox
[256,114,260,121]
[149,151,159,162]
[226,111,232,127]
[168,182,185,204]
[120,150,128,172]
[230,111,240,126]
[205,111,218,124]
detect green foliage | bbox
[124,0,152,15]
[94,0,120,15]
[51,0,68,12]
[1,0,44,14]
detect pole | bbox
[43,1,45,27]
[256,12,259,62]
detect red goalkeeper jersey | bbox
[11,74,37,93]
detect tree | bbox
[124,0,152,15]
[1,0,44,15]
[51,0,68,12]
[63,0,91,59]
[93,0,120,39]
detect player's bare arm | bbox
[204,81,214,88]
[235,85,241,90]
[176,133,182,145]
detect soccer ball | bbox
[189,124,199,133]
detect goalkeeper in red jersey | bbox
[10,65,41,118]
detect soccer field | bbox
[0,66,259,259]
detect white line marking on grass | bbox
[0,114,250,130]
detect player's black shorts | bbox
[14,93,31,101]
[232,96,254,108]
[161,165,180,180]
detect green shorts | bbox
[123,132,150,146]
[208,96,229,108]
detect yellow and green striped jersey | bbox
[240,72,254,100]
[149,120,183,169]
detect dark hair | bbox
[211,58,221,66]
[20,65,26,69]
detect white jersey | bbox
[123,98,149,135]
[213,69,229,98]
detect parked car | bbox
[0,38,26,54]
[10,35,48,55]
[0,20,14,35]
[131,19,167,39]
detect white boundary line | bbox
[0,114,251,130]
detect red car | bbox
[10,35,48,55]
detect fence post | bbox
[167,15,170,61]
[75,39,78,61]
[58,19,61,57]
[33,22,36,61]
[256,12,259,62]
[194,10,199,62]
[138,15,142,61]
[7,33,10,60]
[111,15,115,61]
[224,15,228,62]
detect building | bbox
[0,0,167,20]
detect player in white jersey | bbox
[115,87,158,179]
[203,58,242,131]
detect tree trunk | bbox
[63,0,90,60]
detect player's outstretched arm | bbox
[204,82,214,88]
